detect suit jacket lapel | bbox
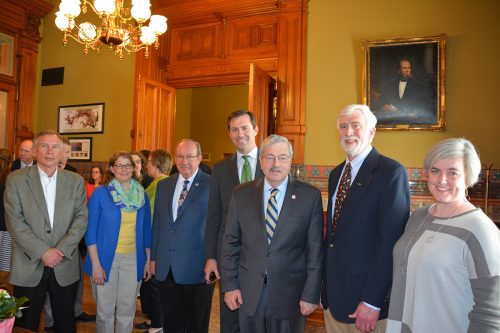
[270,176,295,243]
[228,154,240,186]
[176,171,205,222]
[53,170,69,237]
[167,174,178,222]
[250,178,267,244]
[26,167,51,229]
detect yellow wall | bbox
[189,85,248,166]
[306,0,500,167]
[174,88,193,144]
[37,4,136,162]
[36,0,500,167]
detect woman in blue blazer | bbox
[84,151,151,333]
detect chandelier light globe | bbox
[94,0,116,15]
[78,22,97,42]
[59,0,81,17]
[55,11,75,31]
[140,26,156,45]
[149,15,167,35]
[131,4,151,23]
[55,0,167,58]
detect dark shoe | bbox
[44,326,54,332]
[75,312,96,322]
[135,321,151,329]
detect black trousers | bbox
[157,269,214,333]
[139,276,163,328]
[14,267,79,333]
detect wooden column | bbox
[0,0,53,149]
[277,0,308,164]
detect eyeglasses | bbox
[263,155,291,163]
[113,164,134,170]
[175,155,199,162]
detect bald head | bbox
[19,140,34,164]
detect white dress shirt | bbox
[172,169,199,221]
[38,166,58,229]
[236,146,258,181]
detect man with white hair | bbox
[321,104,410,333]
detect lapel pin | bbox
[195,183,199,187]
[356,182,362,186]
[291,195,296,199]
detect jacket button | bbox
[267,253,271,257]
[171,230,175,234]
[46,230,51,234]
[329,243,334,248]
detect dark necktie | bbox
[241,155,252,183]
[332,163,351,233]
[177,179,190,208]
[265,188,279,244]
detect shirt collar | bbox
[237,146,258,160]
[264,175,289,194]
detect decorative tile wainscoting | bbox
[292,164,500,226]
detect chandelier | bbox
[54,0,167,59]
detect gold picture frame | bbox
[362,34,446,131]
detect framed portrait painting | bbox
[68,137,92,161]
[0,31,15,77]
[362,34,446,131]
[58,103,104,134]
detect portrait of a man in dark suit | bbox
[363,35,445,129]
[375,58,435,124]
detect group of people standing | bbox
[0,104,499,333]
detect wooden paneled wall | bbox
[0,0,53,150]
[134,0,308,162]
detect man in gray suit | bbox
[4,130,88,333]
[204,110,263,332]
[221,134,324,332]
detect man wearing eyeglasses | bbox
[221,134,324,332]
[150,139,213,333]
[4,130,88,332]
[11,139,35,171]
[204,110,264,333]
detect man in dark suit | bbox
[204,110,263,332]
[10,139,35,171]
[151,139,213,333]
[321,104,410,333]
[375,58,435,125]
[4,130,88,333]
[221,134,324,332]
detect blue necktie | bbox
[265,188,279,244]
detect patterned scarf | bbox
[108,178,145,212]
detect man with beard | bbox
[321,104,410,333]
[375,58,435,124]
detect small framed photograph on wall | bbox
[68,137,92,161]
[362,34,446,131]
[58,103,104,134]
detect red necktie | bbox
[332,163,351,233]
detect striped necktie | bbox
[241,155,252,183]
[265,188,279,244]
[332,163,351,233]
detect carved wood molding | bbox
[0,0,53,149]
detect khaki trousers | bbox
[324,308,387,333]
